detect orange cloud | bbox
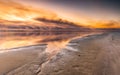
[88,20,120,28]
[0,0,58,24]
[0,0,119,29]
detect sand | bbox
[0,45,46,75]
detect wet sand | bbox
[0,45,46,75]
[0,32,120,75]
[36,32,120,75]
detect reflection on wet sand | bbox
[0,31,107,75]
[0,31,96,51]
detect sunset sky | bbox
[16,0,120,27]
[0,0,119,28]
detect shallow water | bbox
[0,31,104,74]
[0,31,97,51]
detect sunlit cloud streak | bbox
[16,0,120,28]
[0,0,119,28]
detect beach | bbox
[0,32,120,75]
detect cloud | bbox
[0,0,119,29]
[0,0,59,23]
[91,20,120,28]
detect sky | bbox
[0,0,119,28]
[16,0,120,26]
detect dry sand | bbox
[0,32,120,75]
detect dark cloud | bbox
[37,0,120,12]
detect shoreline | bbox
[0,32,120,75]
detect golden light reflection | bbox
[45,40,70,54]
[0,32,94,50]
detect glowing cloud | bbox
[0,0,119,29]
[0,0,58,24]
